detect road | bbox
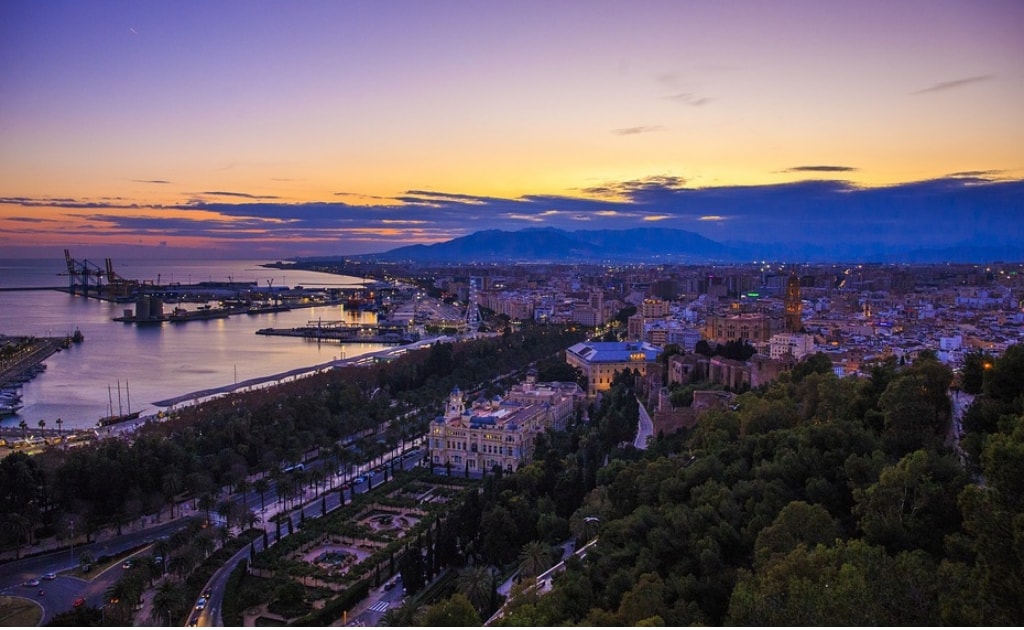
[0,520,186,625]
[634,396,654,449]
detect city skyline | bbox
[2,0,1023,259]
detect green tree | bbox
[518,540,553,578]
[753,501,837,569]
[853,450,968,555]
[419,593,481,626]
[456,564,498,615]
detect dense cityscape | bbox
[2,0,1022,626]
[1,254,1023,625]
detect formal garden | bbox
[224,467,477,625]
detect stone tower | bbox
[785,272,802,332]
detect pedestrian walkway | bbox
[367,600,390,613]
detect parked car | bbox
[121,559,133,569]
[42,572,57,580]
[73,597,86,608]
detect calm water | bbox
[0,258,387,430]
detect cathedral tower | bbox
[785,272,802,332]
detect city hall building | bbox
[429,374,582,473]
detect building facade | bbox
[428,377,581,473]
[566,340,662,397]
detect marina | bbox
[0,257,391,430]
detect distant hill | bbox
[359,227,733,263]
[335,227,1024,265]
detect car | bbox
[384,580,397,591]
[195,597,207,610]
[42,572,57,580]
[201,588,212,599]
[353,475,366,484]
[73,597,86,608]
[121,559,133,569]
[23,578,41,587]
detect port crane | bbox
[61,249,106,297]
[61,250,138,299]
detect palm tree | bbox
[456,564,498,616]
[518,540,553,578]
[216,497,238,532]
[152,581,186,626]
[197,493,215,525]
[168,549,198,580]
[235,478,251,510]
[18,419,27,440]
[310,468,324,496]
[0,513,31,559]
[55,417,63,447]
[104,575,141,624]
[380,601,424,626]
[134,555,161,586]
[38,418,46,435]
[253,478,270,512]
[162,471,184,518]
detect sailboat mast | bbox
[117,380,123,417]
[107,385,113,417]
[126,381,131,414]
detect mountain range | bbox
[344,227,1024,264]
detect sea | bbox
[0,257,388,431]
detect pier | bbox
[0,337,67,389]
[255,320,418,344]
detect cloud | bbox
[612,125,665,136]
[666,92,711,106]
[132,179,172,184]
[785,165,858,173]
[913,75,993,95]
[4,175,1022,257]
[198,191,282,200]
[946,170,1004,180]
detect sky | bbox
[1,0,1022,260]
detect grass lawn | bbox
[0,596,42,627]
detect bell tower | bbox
[785,272,802,332]
[446,386,465,419]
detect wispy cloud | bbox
[198,191,282,200]
[913,75,992,95]
[612,125,665,136]
[699,215,728,221]
[666,92,711,106]
[785,165,857,173]
[132,179,172,184]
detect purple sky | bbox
[1,0,1022,259]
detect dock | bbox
[255,321,418,344]
[0,337,66,389]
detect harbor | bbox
[0,257,392,431]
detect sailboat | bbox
[97,380,141,427]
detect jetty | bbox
[0,337,68,389]
[255,320,418,344]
